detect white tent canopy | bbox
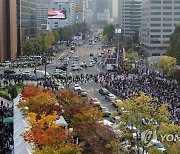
[56,116,68,134]
[14,95,33,154]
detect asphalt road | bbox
[0,39,117,119]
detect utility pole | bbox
[115,28,122,74]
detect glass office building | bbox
[17,0,37,55]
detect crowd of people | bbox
[36,74,97,90]
[0,100,13,154]
[97,71,180,125]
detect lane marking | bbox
[94,66,101,72]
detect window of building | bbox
[163,35,170,38]
[151,35,161,38]
[163,29,172,32]
[151,12,161,15]
[174,6,180,9]
[174,1,180,4]
[163,6,172,9]
[163,12,172,15]
[151,6,161,9]
[151,29,161,32]
[163,1,172,4]
[163,18,172,21]
[163,23,172,27]
[151,1,161,4]
[174,12,180,15]
[174,18,180,21]
[151,24,161,27]
[151,18,161,21]
[151,40,161,44]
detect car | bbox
[117,107,129,115]
[72,65,82,71]
[110,116,120,123]
[4,69,15,74]
[79,62,87,68]
[58,83,64,89]
[89,62,94,67]
[137,147,148,154]
[4,61,11,67]
[150,140,166,153]
[111,99,123,107]
[89,53,93,57]
[98,54,101,57]
[93,57,97,62]
[56,66,67,71]
[73,84,81,91]
[105,94,117,101]
[99,88,109,95]
[90,60,96,64]
[89,98,101,107]
[99,106,111,117]
[78,89,88,97]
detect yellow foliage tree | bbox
[156,56,177,75]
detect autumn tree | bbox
[156,56,177,76]
[34,143,83,154]
[111,93,171,153]
[22,112,66,148]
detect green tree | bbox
[167,24,180,64]
[32,35,43,53]
[103,24,115,42]
[23,39,36,55]
[52,31,59,44]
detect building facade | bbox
[74,0,85,23]
[37,0,52,26]
[17,0,37,55]
[141,0,180,56]
[119,0,141,38]
[47,0,74,31]
[0,0,17,62]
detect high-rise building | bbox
[47,0,74,31]
[37,0,52,26]
[0,0,17,62]
[141,0,180,56]
[112,0,119,24]
[74,0,85,23]
[119,0,141,38]
[17,0,37,55]
[93,0,111,24]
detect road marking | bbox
[58,49,67,59]
[94,66,101,72]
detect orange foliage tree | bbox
[19,90,63,117]
[54,88,88,106]
[21,85,51,98]
[22,112,66,148]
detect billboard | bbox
[48,10,66,19]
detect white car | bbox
[150,140,166,152]
[89,62,94,67]
[105,94,117,101]
[73,84,81,91]
[72,65,82,71]
[58,83,64,89]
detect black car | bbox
[99,88,109,95]
[89,53,93,57]
[4,69,15,74]
[56,66,67,71]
